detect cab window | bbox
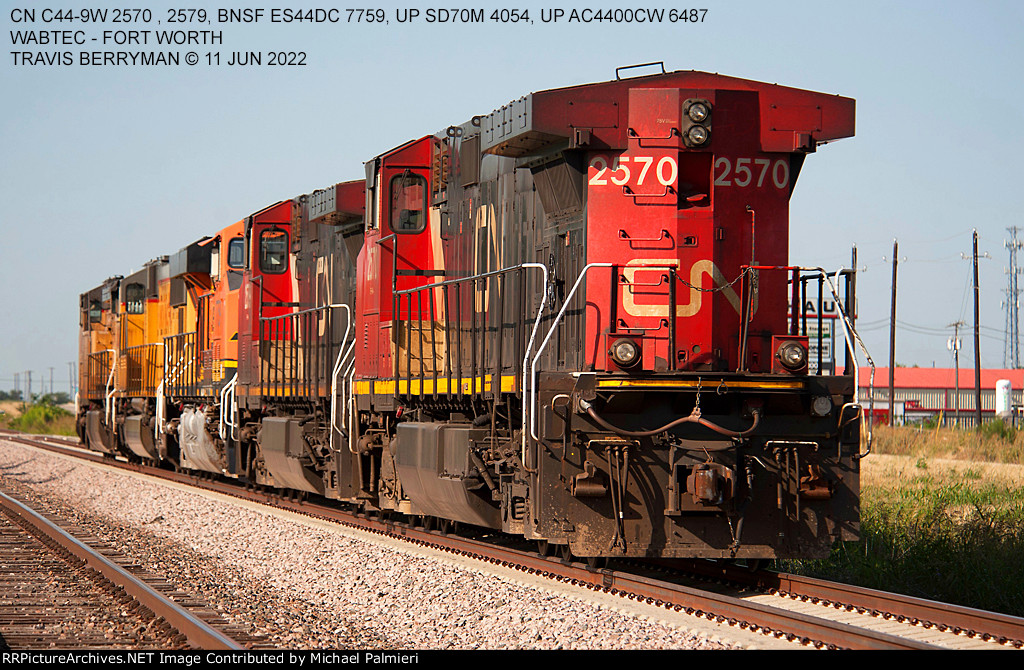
[390,172,427,234]
[260,229,289,274]
[125,283,145,315]
[89,300,101,323]
[228,237,245,269]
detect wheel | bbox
[537,540,551,557]
[722,558,765,572]
[585,556,607,570]
[742,559,765,572]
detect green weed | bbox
[782,471,1024,616]
[7,401,76,436]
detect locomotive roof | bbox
[477,68,855,156]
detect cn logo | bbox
[620,259,755,318]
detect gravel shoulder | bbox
[0,439,768,650]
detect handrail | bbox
[259,303,347,323]
[800,266,875,458]
[387,261,552,463]
[330,339,356,454]
[218,373,238,441]
[85,350,113,398]
[102,349,116,428]
[255,301,352,453]
[393,262,549,402]
[121,342,163,396]
[155,381,164,446]
[258,302,350,399]
[347,365,357,454]
[163,335,195,388]
[392,262,547,296]
[520,262,873,462]
[341,350,359,454]
[525,261,699,460]
[525,263,611,461]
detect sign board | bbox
[788,295,839,374]
[806,321,833,374]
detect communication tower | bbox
[1005,226,1023,368]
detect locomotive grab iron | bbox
[77,68,871,561]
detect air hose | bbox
[578,399,761,439]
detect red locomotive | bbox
[78,67,867,561]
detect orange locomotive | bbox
[77,68,872,561]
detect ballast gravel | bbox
[0,438,736,650]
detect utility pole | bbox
[26,371,31,403]
[974,230,983,426]
[948,322,964,427]
[13,373,18,400]
[889,239,898,426]
[68,361,75,397]
[49,367,54,399]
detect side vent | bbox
[529,153,585,224]
[459,134,481,187]
[432,138,450,203]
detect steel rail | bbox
[387,528,939,650]
[768,570,1024,646]
[655,558,1024,648]
[0,485,244,650]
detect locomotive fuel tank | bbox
[392,422,501,528]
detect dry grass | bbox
[862,454,1024,491]
[869,423,1024,464]
[0,401,23,418]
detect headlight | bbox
[776,340,807,371]
[687,102,710,123]
[687,125,709,145]
[610,338,640,368]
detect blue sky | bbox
[2,0,1022,394]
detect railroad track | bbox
[3,429,1023,650]
[0,462,250,650]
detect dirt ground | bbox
[0,401,22,418]
[862,453,1024,489]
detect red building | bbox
[860,367,1024,427]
